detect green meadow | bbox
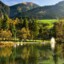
[37,19,58,24]
[37,19,58,29]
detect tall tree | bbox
[10,23,16,39]
[2,14,9,30]
[23,18,29,29]
[29,19,39,39]
[0,18,2,29]
[54,20,64,43]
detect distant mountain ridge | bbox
[15,1,64,19]
[1,1,64,19]
[0,1,39,18]
[10,2,39,17]
[0,1,10,17]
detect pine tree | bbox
[2,14,9,30]
[29,19,39,39]
[0,18,2,29]
[10,23,16,39]
[23,18,29,29]
[33,19,39,38]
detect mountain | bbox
[10,2,39,18]
[1,1,64,19]
[15,1,64,19]
[0,1,10,17]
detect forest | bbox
[0,14,56,41]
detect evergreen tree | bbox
[2,14,9,30]
[29,19,39,39]
[0,18,2,29]
[23,18,29,29]
[33,19,39,38]
[10,24,16,39]
[54,20,64,43]
[16,18,24,30]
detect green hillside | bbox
[0,1,10,17]
[17,1,64,19]
[37,19,58,29]
[37,19,58,23]
[1,1,64,19]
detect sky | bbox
[1,0,63,6]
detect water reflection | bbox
[0,42,63,64]
[50,37,58,64]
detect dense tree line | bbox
[0,15,38,40]
[0,14,55,40]
[1,14,64,41]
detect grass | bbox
[37,19,58,29]
[37,19,58,24]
